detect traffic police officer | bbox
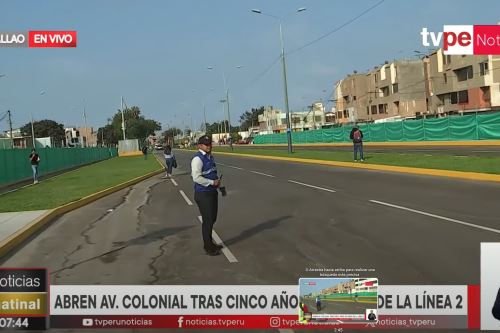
[191,135,223,256]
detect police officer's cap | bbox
[198,135,212,145]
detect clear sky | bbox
[1,0,499,132]
[300,278,352,295]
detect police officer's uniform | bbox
[191,135,222,256]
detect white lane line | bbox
[179,190,193,206]
[197,216,238,263]
[250,170,275,178]
[370,200,500,234]
[288,180,336,193]
[228,165,244,170]
[171,179,178,186]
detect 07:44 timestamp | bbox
[0,317,29,329]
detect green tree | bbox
[239,106,264,131]
[20,119,65,147]
[108,106,161,144]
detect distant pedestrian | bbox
[349,126,364,162]
[163,145,175,178]
[28,149,40,184]
[191,135,223,256]
[142,145,148,160]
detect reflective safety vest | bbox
[193,151,218,192]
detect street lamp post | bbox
[251,7,306,154]
[207,66,243,151]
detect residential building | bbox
[334,73,370,124]
[427,50,500,116]
[77,127,97,147]
[258,106,286,134]
[365,60,427,121]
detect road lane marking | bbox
[228,165,244,170]
[370,200,500,234]
[197,216,238,263]
[179,190,193,206]
[288,180,336,193]
[171,179,178,186]
[250,170,275,178]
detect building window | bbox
[374,73,378,83]
[455,66,473,82]
[458,90,468,103]
[392,83,398,94]
[450,90,469,104]
[378,104,386,114]
[443,73,447,84]
[480,62,489,76]
[371,105,377,115]
[381,86,390,97]
[367,106,370,115]
[353,96,357,101]
[444,55,452,64]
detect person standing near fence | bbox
[350,126,364,162]
[28,149,40,184]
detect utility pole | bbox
[83,105,88,147]
[120,97,126,140]
[7,110,13,148]
[30,113,35,148]
[312,103,316,130]
[203,104,207,133]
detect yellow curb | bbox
[0,165,164,259]
[254,140,500,147]
[213,151,500,183]
[119,150,143,157]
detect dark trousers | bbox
[194,190,218,249]
[354,142,364,160]
[165,158,173,174]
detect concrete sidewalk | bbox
[0,210,49,250]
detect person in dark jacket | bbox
[141,145,148,160]
[28,149,40,184]
[191,135,223,256]
[349,126,364,162]
[163,145,174,178]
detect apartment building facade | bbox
[334,60,427,124]
[427,50,500,115]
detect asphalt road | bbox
[231,144,500,156]
[3,150,500,332]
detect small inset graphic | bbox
[299,277,378,324]
[481,243,500,330]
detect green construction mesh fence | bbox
[0,147,118,186]
[253,113,500,144]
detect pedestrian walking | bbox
[28,149,40,184]
[349,126,364,162]
[163,145,175,178]
[142,145,148,160]
[191,135,223,256]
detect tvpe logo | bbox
[421,25,500,55]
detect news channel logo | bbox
[269,317,280,327]
[82,318,93,327]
